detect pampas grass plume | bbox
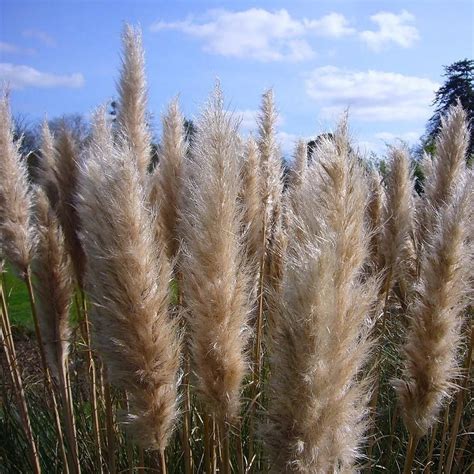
[149,98,187,259]
[117,24,152,177]
[265,123,377,472]
[180,86,250,421]
[395,177,472,438]
[0,92,35,276]
[77,109,181,450]
[32,187,73,382]
[380,146,416,293]
[55,128,86,287]
[37,121,60,207]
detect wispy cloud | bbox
[374,131,421,143]
[305,12,356,38]
[151,9,314,62]
[0,41,35,55]
[151,8,419,61]
[359,10,419,51]
[305,66,438,121]
[358,130,422,156]
[0,63,84,89]
[22,29,56,47]
[151,9,359,62]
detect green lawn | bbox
[2,267,33,331]
[1,266,176,334]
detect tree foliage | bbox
[426,59,474,157]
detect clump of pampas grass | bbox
[180,86,250,422]
[265,122,377,472]
[77,109,181,453]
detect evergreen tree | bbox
[426,59,474,157]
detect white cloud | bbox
[0,63,84,89]
[151,9,419,60]
[151,9,357,62]
[305,13,356,38]
[151,9,311,61]
[305,66,438,122]
[0,41,35,55]
[22,29,56,47]
[360,10,419,51]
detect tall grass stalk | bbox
[0,270,42,473]
[249,90,283,465]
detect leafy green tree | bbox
[425,59,474,157]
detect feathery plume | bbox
[55,128,86,287]
[33,187,73,381]
[77,110,181,450]
[180,86,249,421]
[419,102,469,242]
[241,137,264,270]
[380,146,416,298]
[395,178,472,438]
[265,124,377,472]
[253,89,284,393]
[37,121,60,207]
[149,98,187,259]
[288,140,308,192]
[258,89,284,238]
[117,24,152,177]
[366,169,385,272]
[286,140,308,228]
[420,151,433,183]
[423,102,468,214]
[0,92,35,276]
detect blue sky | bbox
[0,0,473,156]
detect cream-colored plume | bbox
[265,123,377,472]
[149,98,187,259]
[77,109,181,450]
[180,86,250,422]
[117,24,152,177]
[0,92,35,276]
